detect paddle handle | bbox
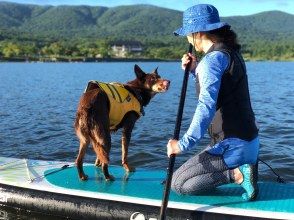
[159,43,193,220]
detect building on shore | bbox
[111,41,143,58]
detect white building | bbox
[111,43,143,58]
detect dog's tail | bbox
[74,90,98,139]
[74,109,91,142]
[74,90,109,142]
[75,90,111,164]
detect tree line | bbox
[0,38,293,61]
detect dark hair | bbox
[206,26,241,51]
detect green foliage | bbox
[0,2,293,61]
[1,42,21,57]
[242,40,294,61]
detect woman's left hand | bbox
[167,139,181,157]
[181,53,197,72]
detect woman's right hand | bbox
[167,139,181,157]
[181,53,197,72]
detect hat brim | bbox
[174,22,230,36]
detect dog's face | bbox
[134,64,170,93]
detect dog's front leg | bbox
[122,129,134,172]
[121,114,137,172]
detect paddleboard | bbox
[0,156,293,220]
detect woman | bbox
[167,4,259,201]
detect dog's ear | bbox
[134,64,146,80]
[153,67,159,75]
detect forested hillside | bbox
[0,2,293,61]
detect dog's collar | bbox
[132,90,145,116]
[124,86,145,116]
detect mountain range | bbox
[0,1,293,43]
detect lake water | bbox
[0,61,293,219]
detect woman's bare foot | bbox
[232,167,244,184]
[234,164,259,201]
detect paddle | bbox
[159,43,193,220]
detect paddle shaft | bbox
[159,43,193,220]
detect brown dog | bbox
[75,64,170,181]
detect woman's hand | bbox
[181,53,197,72]
[167,139,181,157]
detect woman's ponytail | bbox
[207,26,241,51]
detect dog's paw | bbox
[127,167,136,172]
[105,175,115,181]
[80,174,88,181]
[95,158,102,167]
[123,164,136,172]
[95,162,102,167]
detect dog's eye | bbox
[151,77,157,82]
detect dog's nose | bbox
[161,80,170,91]
[163,80,170,87]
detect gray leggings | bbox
[171,147,232,195]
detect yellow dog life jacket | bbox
[86,81,142,129]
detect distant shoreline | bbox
[0,58,294,63]
[0,57,293,63]
[0,57,180,63]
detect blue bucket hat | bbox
[174,4,230,36]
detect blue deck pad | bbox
[45,165,294,213]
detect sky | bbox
[2,0,294,17]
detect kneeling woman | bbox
[167,4,259,201]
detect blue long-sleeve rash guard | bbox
[178,50,259,168]
[179,50,229,151]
